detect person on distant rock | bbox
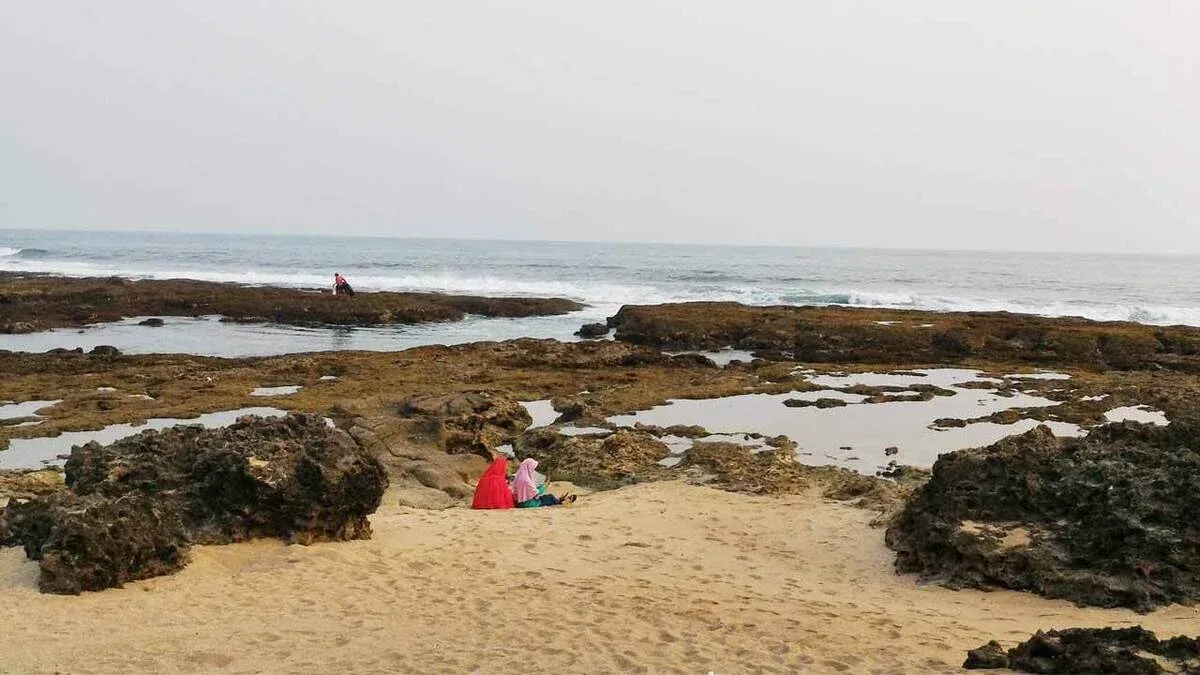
[471,458,515,509]
[333,273,355,297]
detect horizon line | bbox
[1,224,1196,259]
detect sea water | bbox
[3,229,1200,356]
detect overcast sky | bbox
[1,2,1197,252]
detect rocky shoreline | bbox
[2,297,1199,670]
[0,273,583,333]
[607,301,1200,372]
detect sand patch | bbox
[0,482,1195,673]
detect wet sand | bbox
[2,481,1195,674]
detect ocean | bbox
[1,228,1198,356]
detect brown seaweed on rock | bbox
[608,302,1200,371]
[885,418,1200,611]
[0,273,583,332]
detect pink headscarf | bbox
[512,458,539,503]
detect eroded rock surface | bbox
[513,428,670,487]
[391,390,532,458]
[609,302,1200,371]
[963,627,1200,673]
[349,415,490,504]
[0,273,582,332]
[886,421,1200,611]
[1,414,388,593]
[65,413,387,544]
[1,492,189,595]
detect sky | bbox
[1,2,1197,253]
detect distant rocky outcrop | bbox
[0,273,583,332]
[963,627,1200,673]
[607,302,1200,371]
[885,420,1200,611]
[0,413,388,594]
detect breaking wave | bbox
[3,238,1200,327]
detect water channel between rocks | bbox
[522,369,1169,476]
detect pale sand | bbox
[2,482,1197,674]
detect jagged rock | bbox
[883,446,899,456]
[681,443,809,495]
[65,413,387,544]
[0,414,388,593]
[88,345,121,357]
[575,322,610,339]
[137,317,165,327]
[513,428,669,487]
[395,391,532,457]
[962,641,1009,670]
[1,491,189,595]
[964,627,1200,673]
[886,422,1200,611]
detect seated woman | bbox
[511,458,576,508]
[471,457,515,509]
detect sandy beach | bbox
[3,481,1196,674]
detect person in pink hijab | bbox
[511,458,540,506]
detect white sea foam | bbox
[4,242,1200,327]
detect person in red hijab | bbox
[471,458,515,509]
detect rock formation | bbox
[1,413,388,593]
[575,322,610,339]
[391,391,532,458]
[0,273,583,332]
[2,492,189,595]
[963,627,1200,673]
[886,421,1200,611]
[513,428,670,487]
[607,302,1200,371]
[349,415,490,507]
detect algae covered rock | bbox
[65,413,388,544]
[1,491,189,595]
[963,626,1200,673]
[575,322,610,338]
[395,391,532,457]
[0,413,389,594]
[513,428,669,487]
[886,421,1200,611]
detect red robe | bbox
[471,458,515,509]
